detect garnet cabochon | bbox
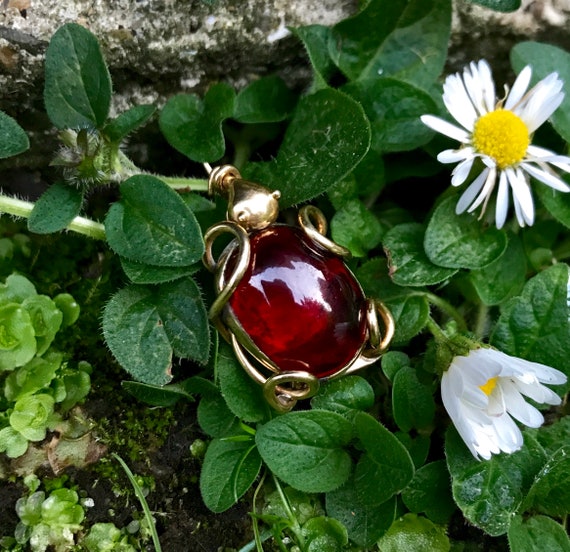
[224,225,368,378]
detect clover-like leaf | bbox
[354,412,415,506]
[424,196,508,269]
[256,410,353,493]
[384,223,458,286]
[491,263,570,385]
[44,23,112,129]
[102,279,209,385]
[0,111,29,159]
[105,175,204,267]
[508,515,570,552]
[246,88,370,207]
[330,0,451,87]
[159,83,235,162]
[200,438,262,513]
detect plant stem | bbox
[113,453,162,552]
[474,303,489,340]
[425,316,449,343]
[157,175,209,191]
[422,291,467,332]
[272,474,305,550]
[0,195,106,240]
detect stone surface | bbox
[0,0,356,118]
[226,225,367,378]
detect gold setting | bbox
[203,164,395,412]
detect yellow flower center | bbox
[472,109,530,170]
[479,376,499,396]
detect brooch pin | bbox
[202,164,395,411]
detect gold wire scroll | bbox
[202,166,395,412]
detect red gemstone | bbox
[224,225,367,378]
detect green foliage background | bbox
[0,0,569,550]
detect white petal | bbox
[487,384,506,416]
[491,415,523,454]
[512,378,563,406]
[505,65,532,110]
[522,163,570,192]
[451,157,475,186]
[495,170,509,229]
[508,168,535,226]
[463,63,487,116]
[507,355,568,384]
[518,73,564,132]
[421,115,471,143]
[500,379,544,427]
[443,74,478,130]
[512,190,526,227]
[456,168,489,213]
[467,166,497,212]
[438,147,474,164]
[477,60,497,113]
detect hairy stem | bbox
[0,195,106,240]
[422,291,467,332]
[157,175,209,191]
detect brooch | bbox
[203,164,395,411]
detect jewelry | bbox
[202,164,395,412]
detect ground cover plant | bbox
[0,0,569,550]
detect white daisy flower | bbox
[441,348,567,460]
[421,60,570,229]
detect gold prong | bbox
[202,221,251,320]
[263,371,320,412]
[298,205,351,258]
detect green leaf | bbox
[197,392,241,438]
[105,174,204,267]
[0,111,29,159]
[217,341,269,423]
[524,445,570,517]
[0,304,36,371]
[401,461,456,524]
[121,380,194,407]
[330,200,383,257]
[424,196,508,269]
[491,263,570,384]
[445,428,547,536]
[470,235,526,305]
[396,433,432,469]
[330,0,451,87]
[343,78,437,152]
[302,516,348,552]
[200,437,262,513]
[383,223,458,286]
[354,412,415,506]
[28,182,84,235]
[511,42,570,142]
[536,184,570,229]
[326,477,396,548]
[469,0,521,11]
[310,376,375,416]
[536,416,570,456]
[508,515,570,552]
[255,410,353,493]
[0,426,29,458]
[381,351,410,382]
[53,293,80,327]
[44,23,112,129]
[5,353,62,403]
[21,295,63,355]
[103,104,156,142]
[246,88,370,207]
[159,83,235,162]
[357,258,430,343]
[233,75,296,123]
[376,513,450,552]
[392,366,435,432]
[0,274,37,304]
[10,394,55,442]
[120,257,200,285]
[292,25,337,90]
[102,279,210,385]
